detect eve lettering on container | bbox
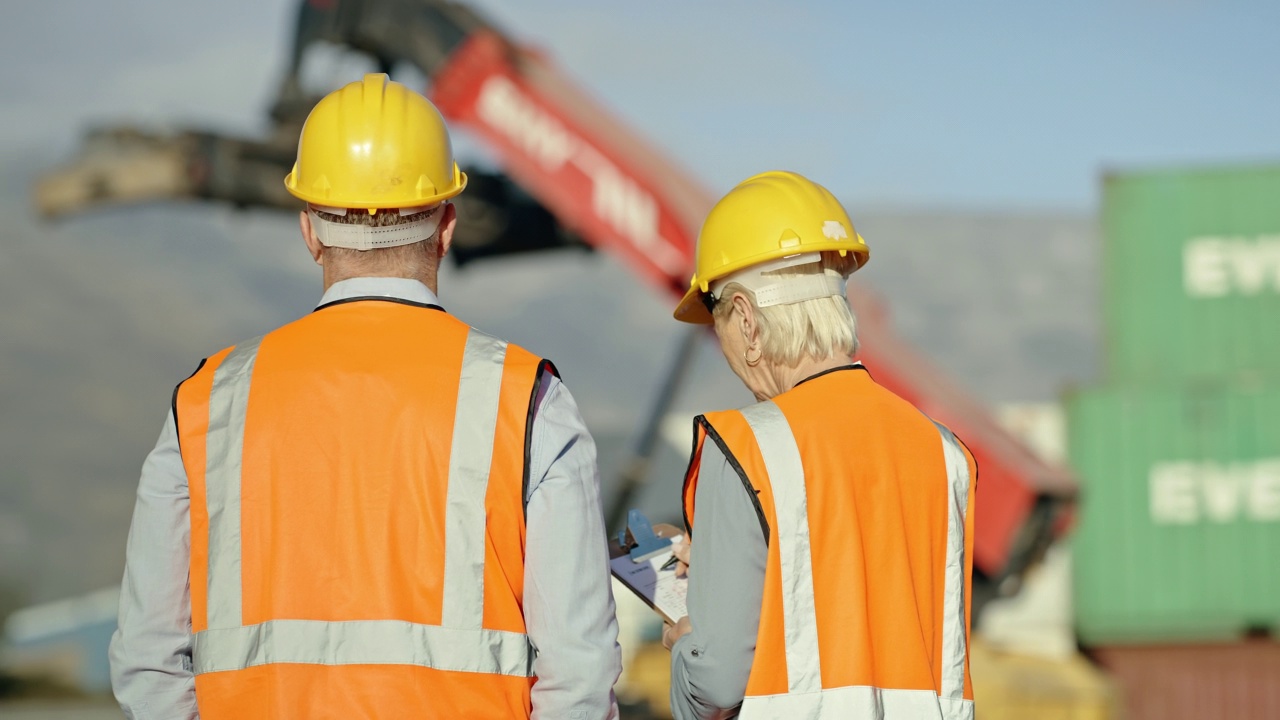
[1149,459,1280,524]
[1183,235,1280,298]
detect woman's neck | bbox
[757,355,853,400]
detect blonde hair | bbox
[312,208,438,280]
[713,252,859,366]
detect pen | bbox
[660,554,679,571]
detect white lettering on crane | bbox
[1149,459,1280,524]
[476,76,575,170]
[1183,235,1280,298]
[571,144,682,273]
[475,75,683,274]
[590,161,658,254]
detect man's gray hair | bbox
[312,208,438,279]
[713,251,860,366]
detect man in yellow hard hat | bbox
[109,74,622,719]
[664,172,976,719]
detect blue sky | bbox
[1,0,1276,210]
[473,0,1280,209]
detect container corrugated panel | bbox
[1102,164,1280,383]
[1093,642,1280,720]
[1069,384,1280,643]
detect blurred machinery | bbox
[30,1,1088,715]
[1,587,119,696]
[32,127,587,269]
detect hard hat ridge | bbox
[361,72,387,112]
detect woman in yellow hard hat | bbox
[665,171,978,719]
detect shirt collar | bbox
[317,277,441,309]
[794,362,867,389]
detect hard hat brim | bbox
[283,172,468,210]
[673,287,715,325]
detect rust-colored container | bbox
[1093,642,1280,720]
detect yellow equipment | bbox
[284,73,467,210]
[673,170,870,324]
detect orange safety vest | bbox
[174,297,549,719]
[682,367,976,719]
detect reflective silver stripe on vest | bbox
[740,401,822,694]
[192,619,534,677]
[204,335,263,629]
[933,422,971,708]
[738,405,972,717]
[739,685,975,720]
[442,330,508,629]
[197,329,531,676]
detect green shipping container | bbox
[1102,164,1280,383]
[1069,383,1280,644]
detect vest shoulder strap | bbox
[688,412,770,544]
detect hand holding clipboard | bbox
[609,510,688,624]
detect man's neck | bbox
[323,270,437,295]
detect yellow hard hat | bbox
[284,73,467,210]
[674,171,869,324]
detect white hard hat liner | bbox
[307,204,444,250]
[709,252,848,308]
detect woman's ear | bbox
[732,293,756,344]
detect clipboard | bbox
[609,510,688,624]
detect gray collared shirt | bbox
[109,277,622,720]
[669,438,766,720]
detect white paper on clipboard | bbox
[609,533,688,624]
